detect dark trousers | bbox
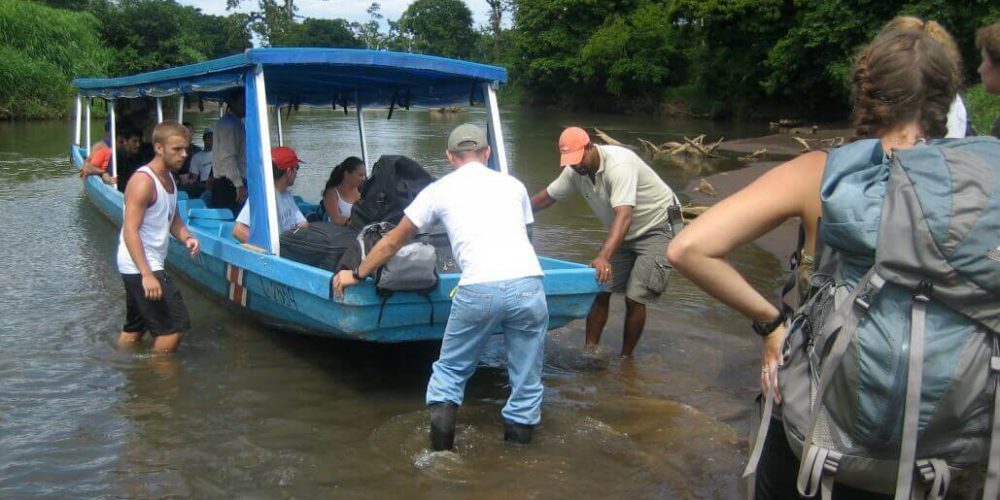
[210,176,244,216]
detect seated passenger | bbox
[79,127,142,184]
[320,156,365,225]
[116,137,155,193]
[179,128,213,198]
[232,146,309,243]
[90,121,111,153]
[178,122,203,178]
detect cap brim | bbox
[559,149,585,167]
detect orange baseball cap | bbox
[271,146,304,170]
[558,127,590,166]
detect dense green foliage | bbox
[966,84,1000,134]
[398,0,478,59]
[510,0,1000,117]
[0,0,108,119]
[7,0,1000,123]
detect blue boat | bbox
[70,48,601,342]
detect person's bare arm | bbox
[324,189,349,225]
[591,205,633,284]
[666,150,826,400]
[530,189,556,212]
[169,209,200,257]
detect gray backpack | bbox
[745,137,1000,499]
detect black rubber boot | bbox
[428,402,458,451]
[503,421,535,444]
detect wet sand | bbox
[716,127,853,158]
[684,160,801,263]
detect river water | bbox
[0,108,783,498]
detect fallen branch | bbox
[793,137,812,152]
[739,148,767,161]
[593,128,624,146]
[693,178,718,197]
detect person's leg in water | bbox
[621,298,646,356]
[584,292,611,349]
[425,283,500,451]
[500,277,548,444]
[152,332,183,354]
[118,275,146,349]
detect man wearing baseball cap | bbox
[531,126,680,357]
[232,146,308,243]
[332,123,547,450]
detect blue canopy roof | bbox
[72,48,508,108]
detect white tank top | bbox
[325,188,354,222]
[337,191,354,219]
[117,166,176,274]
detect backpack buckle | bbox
[913,281,933,302]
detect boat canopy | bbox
[72,48,507,108]
[72,48,511,256]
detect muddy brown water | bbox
[0,109,785,498]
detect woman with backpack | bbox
[669,28,1000,499]
[321,156,365,225]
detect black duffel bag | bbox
[348,155,435,230]
[280,222,358,272]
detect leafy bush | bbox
[0,0,108,119]
[965,84,1000,135]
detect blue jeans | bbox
[426,276,549,426]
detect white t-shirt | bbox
[945,95,968,138]
[236,191,306,234]
[404,162,542,286]
[188,150,213,182]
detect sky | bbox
[176,0,493,29]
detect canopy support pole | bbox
[176,95,184,122]
[275,103,284,147]
[356,91,369,170]
[74,95,82,147]
[85,99,92,155]
[483,82,508,175]
[156,97,163,123]
[109,100,118,179]
[246,65,281,254]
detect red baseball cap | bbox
[271,146,304,170]
[558,127,590,166]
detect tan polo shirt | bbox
[546,144,677,240]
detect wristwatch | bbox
[752,312,786,337]
[352,266,363,281]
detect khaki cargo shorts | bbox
[609,222,674,304]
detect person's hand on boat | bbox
[332,269,358,299]
[142,273,163,301]
[589,256,612,284]
[236,185,247,203]
[184,236,200,258]
[760,323,788,404]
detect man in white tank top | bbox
[117,120,201,354]
[332,124,548,451]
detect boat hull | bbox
[74,147,602,342]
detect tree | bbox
[397,0,478,59]
[276,18,363,48]
[579,1,683,101]
[352,3,388,50]
[484,0,512,61]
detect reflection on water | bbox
[0,110,778,498]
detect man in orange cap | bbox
[531,127,680,356]
[232,146,309,243]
